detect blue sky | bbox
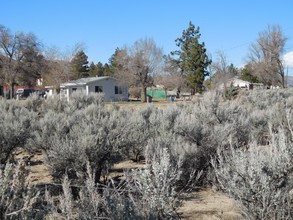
[1,0,293,73]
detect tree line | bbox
[0,22,289,101]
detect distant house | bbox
[60,76,128,101]
[219,78,251,90]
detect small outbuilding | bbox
[45,86,57,97]
[60,76,128,101]
[146,88,167,99]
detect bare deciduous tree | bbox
[154,73,186,91]
[114,38,163,102]
[42,44,85,89]
[154,54,187,95]
[248,24,287,87]
[210,51,230,88]
[0,24,43,98]
[42,47,71,89]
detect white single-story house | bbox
[219,78,251,89]
[60,76,128,101]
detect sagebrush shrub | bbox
[2,87,293,219]
[126,105,161,161]
[0,161,39,220]
[65,91,104,112]
[45,147,182,220]
[0,101,38,164]
[22,93,44,112]
[36,96,132,183]
[170,91,251,185]
[212,127,293,219]
[126,147,181,219]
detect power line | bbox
[224,42,251,52]
[284,26,293,31]
[222,25,293,53]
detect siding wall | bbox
[87,78,128,101]
[60,78,128,102]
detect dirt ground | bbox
[14,148,243,219]
[178,188,243,220]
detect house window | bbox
[72,88,77,91]
[61,89,68,95]
[115,86,123,94]
[95,86,103,93]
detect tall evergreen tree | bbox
[171,22,212,93]
[109,48,121,67]
[89,61,114,77]
[103,63,113,76]
[96,62,105,76]
[71,50,89,79]
[88,62,98,77]
[228,64,238,78]
[108,47,124,76]
[239,64,259,83]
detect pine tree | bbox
[96,62,105,76]
[108,47,124,76]
[71,50,89,79]
[103,63,113,76]
[88,62,98,77]
[228,64,238,78]
[239,64,259,83]
[171,22,212,93]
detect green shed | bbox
[146,88,167,99]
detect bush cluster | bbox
[0,89,292,219]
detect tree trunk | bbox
[141,86,147,103]
[278,61,285,88]
[9,82,15,99]
[273,58,285,88]
[195,82,203,94]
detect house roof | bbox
[227,78,251,85]
[60,76,117,87]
